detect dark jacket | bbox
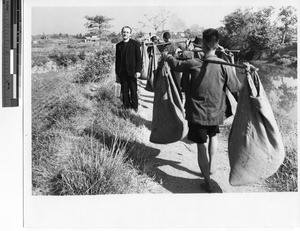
[115,39,142,78]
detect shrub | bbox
[75,48,115,83]
[32,52,155,195]
[111,37,121,44]
[259,52,269,61]
[48,50,79,67]
[272,53,281,62]
[67,44,76,49]
[78,50,86,60]
[276,57,292,66]
[32,55,50,67]
[289,57,297,68]
[43,94,85,128]
[287,50,297,57]
[47,136,150,195]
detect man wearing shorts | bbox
[163,28,242,192]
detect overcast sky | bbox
[31,1,297,35]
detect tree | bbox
[84,15,113,37]
[277,6,297,44]
[132,31,146,41]
[138,8,170,32]
[221,7,278,59]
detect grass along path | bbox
[136,79,271,193]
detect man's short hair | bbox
[150,35,158,42]
[202,28,219,50]
[163,32,171,39]
[121,26,132,33]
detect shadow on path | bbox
[151,157,223,193]
[126,139,223,194]
[155,169,223,193]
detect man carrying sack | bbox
[163,28,242,192]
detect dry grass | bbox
[32,46,156,195]
[265,113,298,191]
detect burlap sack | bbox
[140,42,149,80]
[150,61,188,144]
[228,71,285,186]
[145,45,160,92]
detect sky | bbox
[31,1,298,36]
[32,5,238,35]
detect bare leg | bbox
[197,143,212,192]
[208,134,218,175]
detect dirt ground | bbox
[136,79,271,194]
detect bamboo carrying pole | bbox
[144,41,241,53]
[143,41,184,47]
[174,53,258,71]
[200,59,258,71]
[143,40,254,70]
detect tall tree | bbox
[277,6,297,44]
[221,7,277,59]
[84,15,113,37]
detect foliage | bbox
[84,15,113,37]
[73,33,85,39]
[266,114,298,192]
[32,62,154,195]
[277,83,297,112]
[77,50,86,60]
[277,6,297,44]
[219,7,297,61]
[269,43,297,67]
[75,48,115,83]
[111,37,121,44]
[32,53,50,67]
[48,136,149,195]
[132,31,146,41]
[48,50,80,67]
[108,31,121,43]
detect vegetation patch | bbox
[265,114,298,192]
[32,47,156,195]
[75,48,115,83]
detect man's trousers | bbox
[120,73,138,110]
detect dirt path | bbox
[136,79,271,193]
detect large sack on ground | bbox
[145,44,160,92]
[228,71,285,186]
[150,61,188,144]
